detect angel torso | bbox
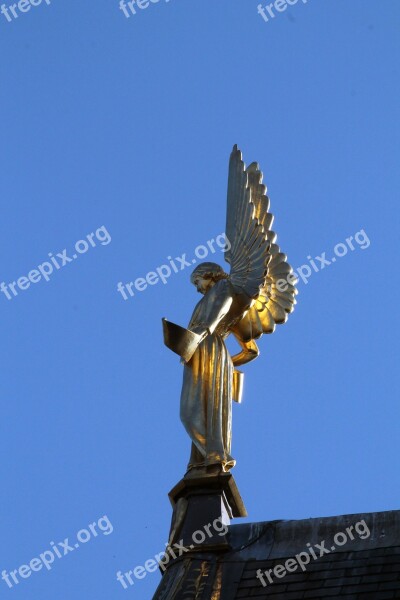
[188,279,252,340]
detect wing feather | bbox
[225,145,297,337]
[225,146,270,298]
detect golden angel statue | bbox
[163,145,297,475]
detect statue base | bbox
[167,470,247,550]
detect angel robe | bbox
[180,279,237,472]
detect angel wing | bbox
[225,145,297,340]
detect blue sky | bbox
[0,0,399,598]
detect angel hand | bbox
[231,339,260,367]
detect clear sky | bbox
[1,1,399,598]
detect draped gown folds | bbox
[180,279,236,472]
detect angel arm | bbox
[163,281,233,364]
[188,280,233,338]
[231,334,259,367]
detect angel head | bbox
[190,262,228,295]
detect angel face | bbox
[192,275,215,295]
[190,262,227,295]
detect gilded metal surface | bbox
[163,145,297,473]
[210,565,222,600]
[181,561,209,599]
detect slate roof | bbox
[153,509,400,599]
